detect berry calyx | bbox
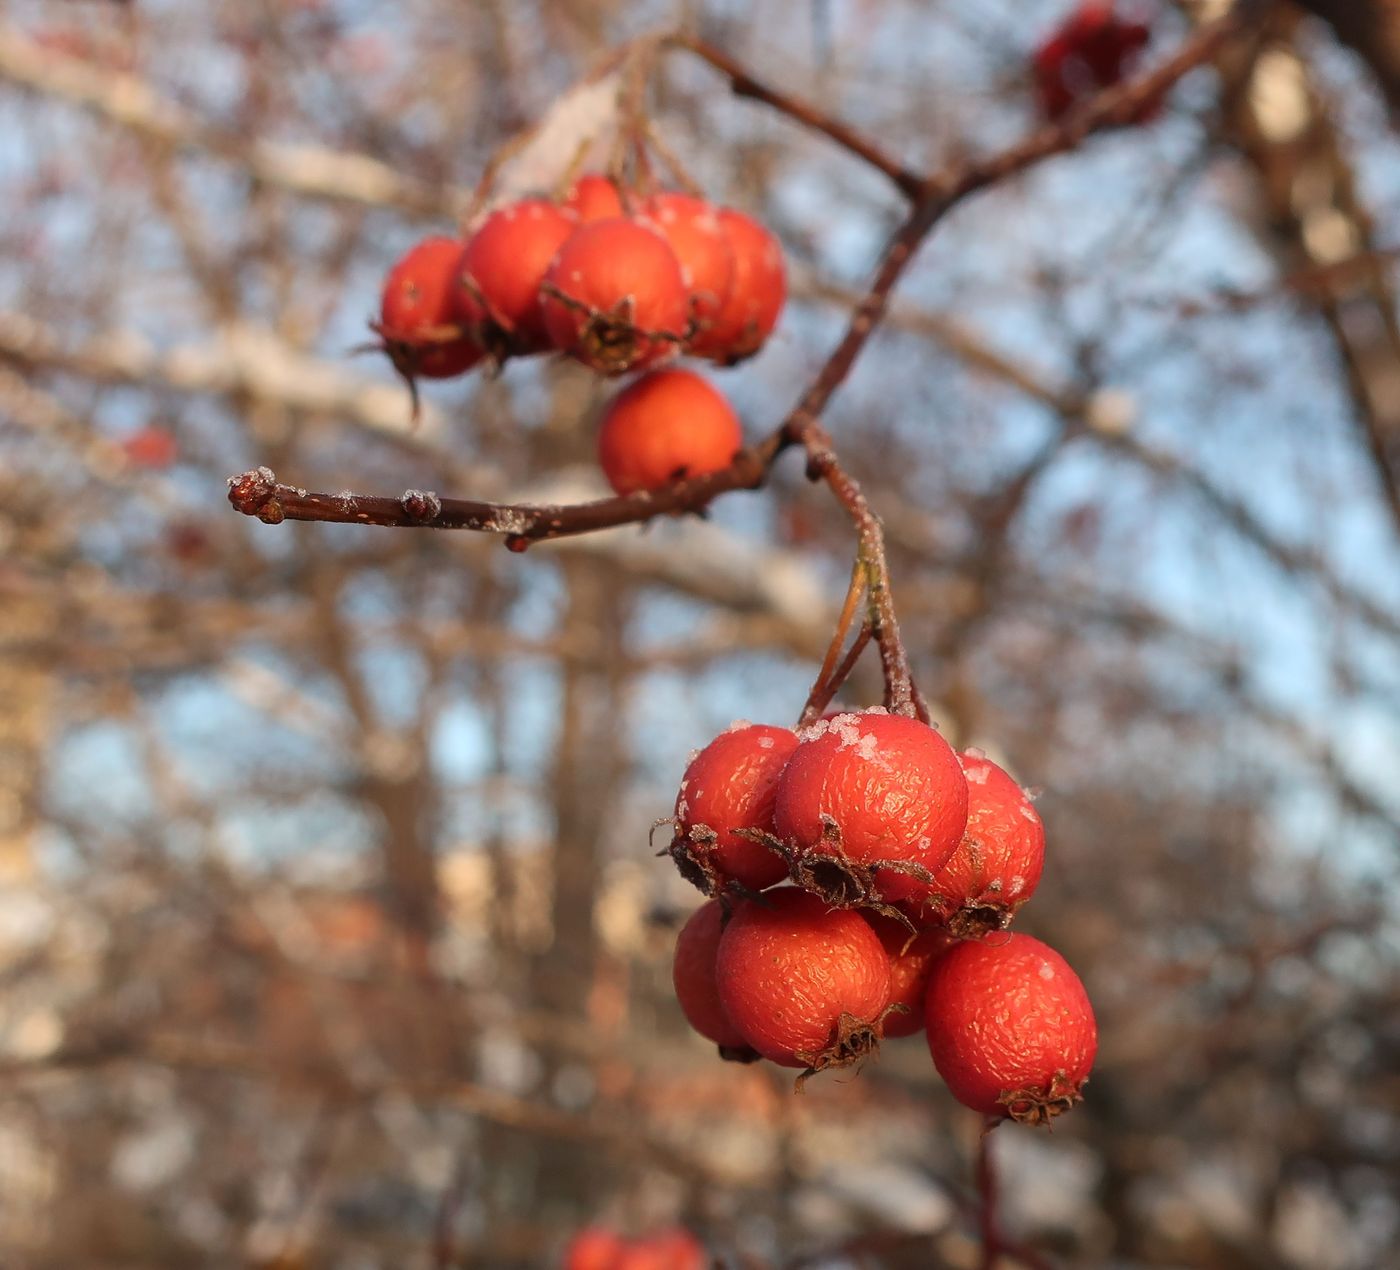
[455,199,576,356]
[541,218,689,374]
[689,208,785,364]
[902,750,1045,937]
[563,172,624,223]
[672,899,753,1056]
[772,711,969,910]
[668,722,798,894]
[923,932,1097,1124]
[597,369,744,496]
[716,887,892,1077]
[377,236,481,379]
[864,912,955,1038]
[639,192,734,341]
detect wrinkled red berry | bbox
[773,711,969,908]
[672,899,750,1052]
[669,722,798,894]
[903,750,1045,936]
[717,887,891,1072]
[864,913,955,1038]
[924,932,1097,1124]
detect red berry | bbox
[563,1227,626,1270]
[378,236,481,378]
[121,426,178,470]
[904,751,1045,936]
[924,933,1097,1124]
[672,900,751,1053]
[615,1230,706,1270]
[541,219,689,374]
[690,209,785,364]
[716,888,891,1072]
[864,913,954,1038]
[597,369,743,496]
[639,193,734,339]
[455,199,576,355]
[772,711,969,908]
[563,172,624,223]
[1032,4,1155,124]
[669,722,798,894]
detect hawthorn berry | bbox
[597,369,744,496]
[668,722,798,894]
[614,1229,707,1270]
[716,887,892,1074]
[377,236,481,378]
[562,1226,627,1270]
[672,899,754,1058]
[542,218,689,374]
[772,711,969,909]
[455,199,576,356]
[121,426,178,470]
[901,750,1045,937]
[690,208,785,364]
[1032,3,1153,123]
[563,172,624,223]
[639,192,734,340]
[924,932,1097,1125]
[864,913,954,1039]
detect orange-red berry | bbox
[455,199,576,354]
[924,933,1097,1124]
[672,900,750,1052]
[378,236,481,378]
[690,209,785,364]
[597,369,743,495]
[639,192,734,340]
[716,887,891,1070]
[542,219,689,374]
[864,913,955,1038]
[669,722,798,894]
[773,711,969,907]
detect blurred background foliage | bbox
[0,0,1398,1266]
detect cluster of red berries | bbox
[666,712,1097,1123]
[1032,2,1154,123]
[562,1225,706,1270]
[376,173,784,494]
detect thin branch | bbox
[0,25,458,218]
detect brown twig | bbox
[229,9,1253,706]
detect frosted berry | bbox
[378,236,481,378]
[690,209,785,364]
[668,722,798,894]
[672,899,753,1058]
[903,751,1045,937]
[864,913,955,1038]
[716,887,891,1075]
[542,219,689,374]
[639,192,734,340]
[563,172,624,223]
[772,711,969,909]
[598,369,743,496]
[924,933,1097,1124]
[455,199,576,355]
